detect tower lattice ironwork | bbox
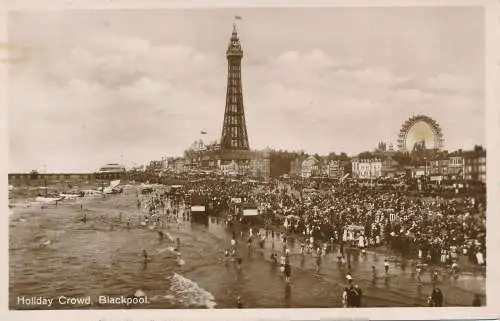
[220,24,250,151]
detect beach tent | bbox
[191,205,206,212]
[243,209,259,216]
[231,197,242,204]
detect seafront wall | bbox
[8,172,128,187]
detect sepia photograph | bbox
[5,4,491,312]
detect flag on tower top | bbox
[234,15,242,20]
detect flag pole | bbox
[233,15,242,29]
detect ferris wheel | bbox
[397,115,444,151]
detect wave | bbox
[169,273,217,309]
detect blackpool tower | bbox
[220,24,250,151]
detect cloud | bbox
[242,49,483,155]
[8,30,227,172]
[420,73,481,94]
[117,77,171,102]
[275,49,338,70]
[248,51,418,117]
[27,32,219,92]
[335,67,409,86]
[7,11,484,172]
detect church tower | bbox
[220,24,250,151]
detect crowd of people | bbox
[171,175,486,270]
[132,173,486,307]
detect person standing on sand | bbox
[450,261,459,279]
[346,271,353,286]
[235,256,243,270]
[259,233,265,249]
[432,270,439,283]
[270,251,278,265]
[430,286,443,307]
[337,245,343,263]
[341,287,349,308]
[353,284,362,307]
[472,294,481,306]
[247,234,253,257]
[416,264,423,281]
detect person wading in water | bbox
[384,259,390,276]
[315,247,322,272]
[247,234,253,257]
[142,249,152,262]
[284,261,291,283]
[269,251,277,263]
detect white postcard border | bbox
[0,0,499,320]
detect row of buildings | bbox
[156,144,486,183]
[160,147,272,178]
[348,146,486,183]
[8,146,486,186]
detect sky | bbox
[7,7,485,173]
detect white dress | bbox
[476,252,484,265]
[342,291,348,307]
[358,235,365,248]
